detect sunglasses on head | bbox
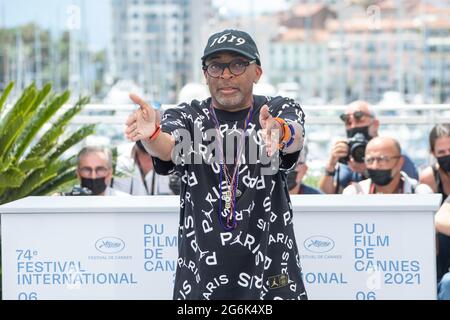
[339,111,372,124]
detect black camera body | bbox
[339,133,368,165]
[62,186,93,196]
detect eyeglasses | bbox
[365,155,401,165]
[339,111,373,125]
[203,59,256,78]
[78,166,109,176]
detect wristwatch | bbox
[325,168,336,176]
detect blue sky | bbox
[0,0,285,51]
[0,0,110,51]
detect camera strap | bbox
[335,165,341,194]
[134,152,151,195]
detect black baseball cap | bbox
[201,29,261,66]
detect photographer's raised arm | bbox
[125,94,175,162]
[319,139,348,194]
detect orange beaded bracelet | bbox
[273,117,292,150]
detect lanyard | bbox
[133,153,152,195]
[209,103,254,231]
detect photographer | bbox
[68,146,129,196]
[319,100,418,194]
[113,141,173,195]
[342,136,431,195]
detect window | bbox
[147,24,159,32]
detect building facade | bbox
[110,0,213,103]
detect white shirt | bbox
[113,149,172,195]
[343,171,433,195]
[104,187,130,196]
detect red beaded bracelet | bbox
[148,124,162,142]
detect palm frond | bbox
[0,84,38,156]
[32,168,78,196]
[49,124,96,161]
[0,153,15,174]
[0,82,95,205]
[17,158,46,172]
[0,82,14,115]
[26,96,90,160]
[13,84,62,160]
[0,167,25,188]
[1,162,62,204]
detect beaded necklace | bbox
[209,102,254,231]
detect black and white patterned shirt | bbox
[153,95,307,300]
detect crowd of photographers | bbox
[60,99,450,300]
[67,99,430,198]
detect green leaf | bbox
[27,155,77,196]
[32,168,78,196]
[1,162,62,204]
[13,84,59,160]
[0,168,26,188]
[0,84,38,156]
[0,84,94,205]
[26,96,90,160]
[0,154,14,173]
[49,124,96,160]
[0,154,15,173]
[0,83,35,128]
[17,158,46,172]
[0,82,14,115]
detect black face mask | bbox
[346,126,372,140]
[368,169,393,187]
[438,155,450,173]
[81,177,107,195]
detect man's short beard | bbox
[215,92,246,109]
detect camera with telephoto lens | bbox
[61,186,93,196]
[338,133,368,165]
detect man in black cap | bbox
[125,29,307,300]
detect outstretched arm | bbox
[125,94,175,162]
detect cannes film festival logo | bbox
[303,236,335,253]
[95,237,125,254]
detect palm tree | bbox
[0,82,96,204]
